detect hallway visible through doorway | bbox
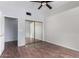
[5,17,18,46]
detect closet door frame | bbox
[25,20,44,45]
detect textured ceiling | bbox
[27,1,79,19]
[0,1,79,20]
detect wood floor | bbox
[0,41,79,58]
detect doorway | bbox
[25,20,43,47]
[4,17,18,46]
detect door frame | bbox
[25,20,44,45]
[4,16,18,46]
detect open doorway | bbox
[25,20,43,47]
[4,17,18,46]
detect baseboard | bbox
[5,40,17,43]
[5,39,17,42]
[45,40,79,52]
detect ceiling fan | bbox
[32,1,53,9]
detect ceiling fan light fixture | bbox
[31,1,53,9]
[42,2,46,5]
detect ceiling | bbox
[30,1,79,19]
[0,1,79,20]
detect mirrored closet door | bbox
[25,20,43,47]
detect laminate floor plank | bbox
[0,41,79,58]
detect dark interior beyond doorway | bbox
[5,17,18,46]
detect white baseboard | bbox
[45,40,79,52]
[5,39,17,42]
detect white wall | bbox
[0,12,4,56]
[45,7,79,51]
[5,17,18,42]
[0,1,44,46]
[0,1,45,20]
[0,1,28,47]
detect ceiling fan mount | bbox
[32,1,53,10]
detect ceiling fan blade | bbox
[46,3,52,9]
[38,5,42,9]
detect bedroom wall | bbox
[0,12,4,56]
[45,7,79,51]
[0,1,44,46]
